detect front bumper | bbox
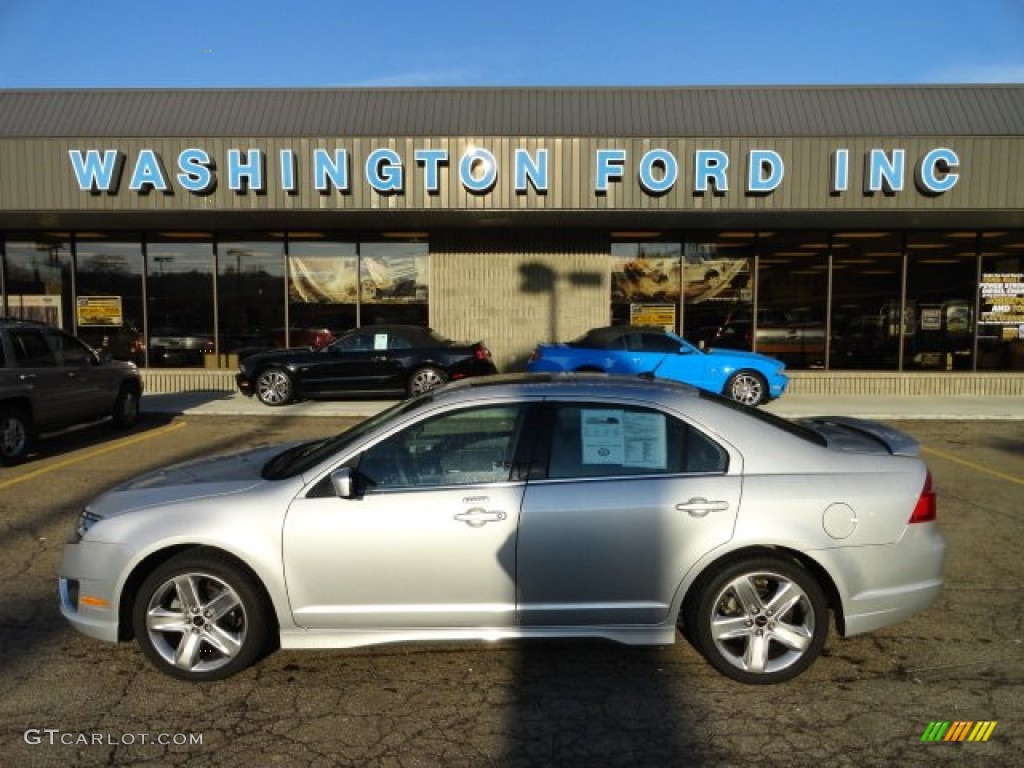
[235,372,254,397]
[59,541,130,645]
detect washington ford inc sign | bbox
[68,145,961,199]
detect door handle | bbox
[18,373,37,381]
[454,507,507,527]
[675,498,730,518]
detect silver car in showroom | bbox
[60,374,944,684]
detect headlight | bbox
[72,510,103,543]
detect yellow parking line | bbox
[922,445,1024,486]
[0,421,187,491]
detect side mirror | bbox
[330,466,356,499]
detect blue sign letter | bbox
[595,149,627,194]
[228,149,264,192]
[460,147,498,194]
[279,149,297,193]
[638,149,678,195]
[177,148,214,193]
[831,149,849,194]
[415,149,448,194]
[69,149,124,193]
[695,150,729,194]
[129,149,169,192]
[366,148,404,193]
[915,148,959,194]
[514,148,549,194]
[866,149,905,194]
[314,149,349,193]
[747,150,784,194]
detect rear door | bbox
[516,401,741,626]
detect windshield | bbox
[261,396,431,480]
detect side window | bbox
[357,405,525,490]
[48,331,94,366]
[10,330,57,367]
[546,404,727,479]
[640,333,682,353]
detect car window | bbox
[48,330,94,366]
[10,329,57,367]
[358,405,526,490]
[638,333,681,353]
[546,403,727,479]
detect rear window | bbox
[697,389,827,447]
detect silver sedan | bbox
[59,373,945,684]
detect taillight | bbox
[528,348,540,363]
[474,345,491,361]
[909,470,936,524]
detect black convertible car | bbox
[236,325,498,406]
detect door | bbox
[307,329,407,393]
[283,403,528,629]
[7,328,81,431]
[517,401,740,626]
[46,329,112,419]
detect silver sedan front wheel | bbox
[133,552,272,681]
[255,368,294,406]
[689,557,828,684]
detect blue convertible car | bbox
[526,325,788,406]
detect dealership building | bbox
[1,86,1022,394]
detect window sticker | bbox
[579,409,668,469]
[374,333,389,350]
[581,409,625,464]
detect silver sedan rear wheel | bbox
[256,368,294,406]
[407,366,448,396]
[690,557,828,684]
[726,371,768,406]
[134,553,271,681]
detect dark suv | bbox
[0,319,143,463]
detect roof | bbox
[1,86,1022,139]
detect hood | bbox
[87,442,303,517]
[706,347,783,367]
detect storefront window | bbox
[610,240,682,331]
[754,232,828,368]
[681,233,754,349]
[3,236,72,329]
[905,232,979,370]
[74,237,144,364]
[146,238,215,367]
[217,239,286,359]
[287,239,358,342]
[978,231,1024,371]
[829,232,904,370]
[358,240,429,326]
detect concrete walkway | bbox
[142,390,1024,420]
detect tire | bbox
[255,368,294,406]
[133,551,273,681]
[111,385,140,429]
[0,406,34,465]
[407,366,448,396]
[687,556,828,684]
[725,370,768,406]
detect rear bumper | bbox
[818,523,946,636]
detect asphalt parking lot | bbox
[0,409,1021,767]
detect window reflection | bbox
[218,239,286,359]
[610,241,682,331]
[359,241,429,326]
[829,232,904,370]
[3,237,72,329]
[755,233,827,369]
[75,238,145,364]
[146,239,215,367]
[681,233,754,350]
[905,232,977,370]
[287,240,358,343]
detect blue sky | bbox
[1,0,1022,88]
